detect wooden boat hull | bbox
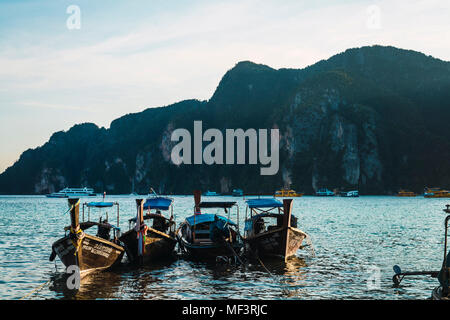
[178,237,243,260]
[119,228,176,264]
[51,234,124,278]
[244,226,306,261]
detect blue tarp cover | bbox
[186,214,236,226]
[246,198,283,208]
[86,202,114,208]
[143,197,173,210]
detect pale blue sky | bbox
[1,0,449,172]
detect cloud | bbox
[19,101,95,111]
[0,0,449,172]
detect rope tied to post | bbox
[135,223,148,256]
[69,225,85,255]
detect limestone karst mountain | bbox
[1,45,450,195]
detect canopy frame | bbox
[191,201,239,243]
[82,201,120,230]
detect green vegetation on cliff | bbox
[1,45,449,195]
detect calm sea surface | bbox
[0,195,448,300]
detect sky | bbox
[0,0,449,173]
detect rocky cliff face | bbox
[1,45,450,195]
[278,82,384,193]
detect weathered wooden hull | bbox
[178,237,243,260]
[244,227,306,261]
[119,228,177,264]
[52,234,124,278]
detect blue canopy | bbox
[143,197,173,210]
[86,202,114,208]
[246,198,283,208]
[186,214,236,226]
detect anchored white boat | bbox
[46,187,96,198]
[338,190,359,197]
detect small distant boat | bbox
[274,189,304,197]
[232,189,243,197]
[46,187,96,198]
[316,188,334,196]
[176,190,243,260]
[338,190,359,197]
[119,197,176,265]
[243,198,307,261]
[49,198,125,278]
[424,187,450,198]
[397,190,416,197]
[203,190,219,196]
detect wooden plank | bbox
[282,199,293,262]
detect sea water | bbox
[0,195,447,300]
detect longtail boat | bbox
[119,197,177,265]
[176,190,243,260]
[49,198,125,278]
[243,198,307,262]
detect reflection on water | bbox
[44,249,310,300]
[0,195,447,299]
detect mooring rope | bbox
[255,254,290,295]
[256,255,273,276]
[20,199,82,299]
[19,279,51,300]
[224,240,245,267]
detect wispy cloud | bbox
[0,0,449,172]
[19,101,95,112]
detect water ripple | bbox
[0,195,447,299]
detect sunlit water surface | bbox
[0,195,448,300]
